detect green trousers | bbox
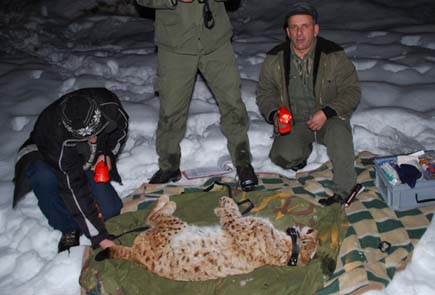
[270,118,356,197]
[156,42,251,170]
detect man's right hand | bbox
[99,239,116,249]
[273,111,280,134]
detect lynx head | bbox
[294,225,319,266]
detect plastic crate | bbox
[374,157,435,210]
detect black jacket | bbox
[13,88,129,247]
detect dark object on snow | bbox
[395,164,422,188]
[58,229,81,253]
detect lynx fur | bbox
[107,195,319,281]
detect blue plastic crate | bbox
[374,156,435,210]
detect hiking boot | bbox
[320,184,365,207]
[58,229,81,253]
[318,194,344,206]
[149,169,181,184]
[236,164,258,192]
[290,159,307,172]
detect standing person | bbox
[13,88,129,252]
[256,2,362,205]
[135,0,258,191]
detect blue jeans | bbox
[26,160,123,233]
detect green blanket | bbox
[80,152,435,295]
[80,190,346,295]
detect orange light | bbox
[280,113,291,123]
[94,160,110,183]
[278,107,292,135]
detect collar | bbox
[286,227,299,266]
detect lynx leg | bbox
[214,196,242,228]
[109,244,135,260]
[150,195,170,214]
[146,196,176,226]
[219,196,240,212]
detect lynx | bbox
[104,195,319,281]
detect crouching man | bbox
[13,88,129,252]
[256,2,362,205]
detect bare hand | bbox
[180,0,193,2]
[99,239,116,249]
[92,154,112,171]
[307,111,327,131]
[273,111,280,133]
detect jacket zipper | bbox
[278,55,293,117]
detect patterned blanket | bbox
[80,152,435,295]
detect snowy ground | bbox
[0,0,435,294]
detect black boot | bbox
[290,159,307,172]
[318,194,344,206]
[236,164,258,192]
[149,169,181,184]
[58,229,81,253]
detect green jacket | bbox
[136,0,232,54]
[256,37,361,124]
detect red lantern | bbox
[278,106,292,135]
[94,160,110,183]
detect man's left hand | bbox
[307,111,327,131]
[92,154,112,171]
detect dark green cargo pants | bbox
[270,118,357,197]
[156,42,251,170]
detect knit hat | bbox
[61,95,106,138]
[286,2,319,24]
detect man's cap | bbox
[61,95,108,138]
[285,2,319,24]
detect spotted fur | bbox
[108,195,319,281]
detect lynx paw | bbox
[219,196,238,210]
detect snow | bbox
[1,0,435,294]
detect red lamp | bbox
[94,160,110,183]
[278,106,292,135]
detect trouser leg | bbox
[27,160,124,233]
[318,118,356,197]
[269,122,314,169]
[156,48,198,171]
[198,42,251,166]
[85,171,122,220]
[26,160,79,233]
